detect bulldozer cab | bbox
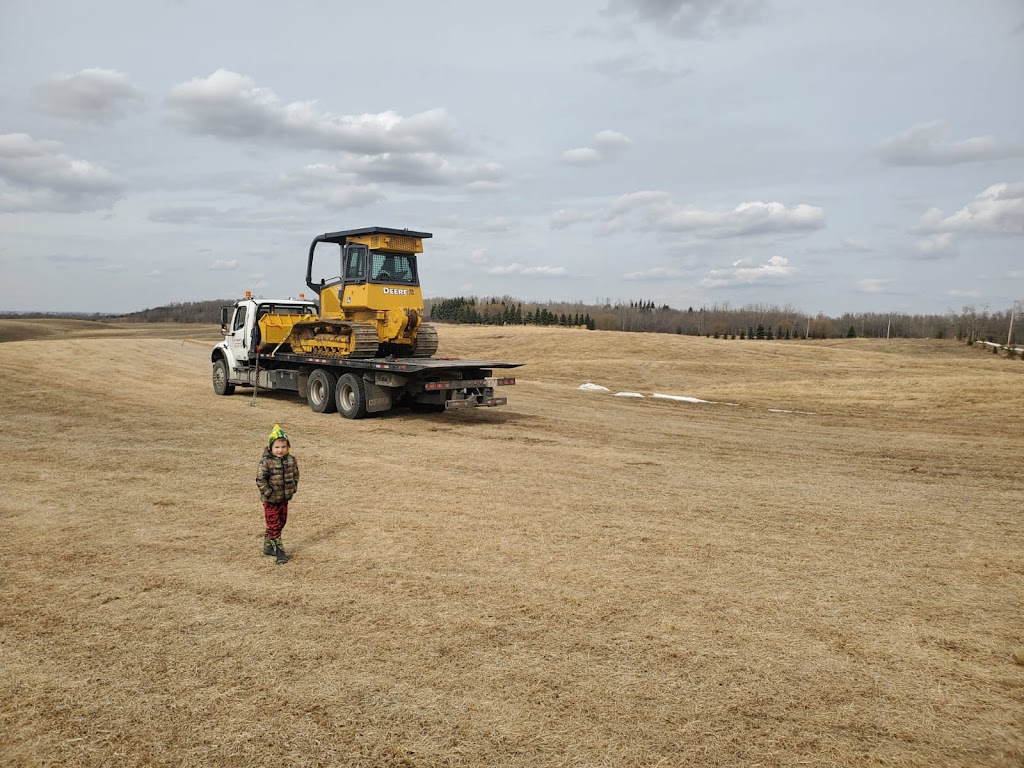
[306,227,430,295]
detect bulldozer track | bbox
[288,321,379,358]
[412,323,439,358]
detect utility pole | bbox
[886,316,891,339]
[1008,302,1018,349]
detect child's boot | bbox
[262,534,274,556]
[273,537,288,565]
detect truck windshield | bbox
[370,252,417,284]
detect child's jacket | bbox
[257,448,300,503]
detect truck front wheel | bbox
[212,359,235,396]
[307,368,338,413]
[336,373,368,419]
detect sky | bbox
[1,0,1022,316]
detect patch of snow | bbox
[651,393,711,403]
[768,408,817,415]
[651,393,738,406]
[579,383,611,391]
[614,392,645,398]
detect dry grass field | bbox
[1,318,1022,767]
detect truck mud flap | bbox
[364,380,393,413]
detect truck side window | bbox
[233,306,247,332]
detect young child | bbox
[256,423,299,564]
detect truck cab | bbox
[212,295,318,393]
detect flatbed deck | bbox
[256,352,523,373]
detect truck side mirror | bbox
[219,306,231,334]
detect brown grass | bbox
[1,321,1022,767]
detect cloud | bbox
[947,288,981,299]
[602,0,767,38]
[210,259,239,271]
[486,262,569,277]
[624,266,684,280]
[913,232,958,260]
[562,129,632,166]
[912,182,1024,236]
[249,164,386,208]
[591,54,692,85]
[0,133,122,212]
[701,255,795,287]
[856,277,895,294]
[608,191,825,238]
[875,121,1024,166]
[166,69,469,155]
[550,208,589,230]
[839,238,871,252]
[148,205,308,229]
[31,68,147,124]
[334,153,505,188]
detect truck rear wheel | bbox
[307,369,338,413]
[212,359,235,396]
[336,373,368,419]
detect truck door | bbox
[228,304,250,360]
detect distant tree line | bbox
[110,300,232,324]
[10,296,1018,348]
[424,297,1023,345]
[430,297,595,329]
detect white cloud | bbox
[550,208,588,230]
[608,191,825,238]
[913,232,958,259]
[839,238,871,252]
[335,153,505,188]
[0,133,122,212]
[210,259,239,271]
[32,68,147,124]
[594,130,633,152]
[947,288,981,299]
[486,262,569,277]
[856,277,895,293]
[912,182,1024,236]
[166,69,469,155]
[624,266,684,280]
[468,249,489,265]
[603,0,767,38]
[876,121,1024,166]
[562,129,632,166]
[148,205,307,229]
[701,255,795,287]
[562,147,603,166]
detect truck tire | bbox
[212,358,235,396]
[307,368,338,413]
[336,373,368,419]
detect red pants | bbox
[263,502,288,539]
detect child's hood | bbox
[267,423,290,449]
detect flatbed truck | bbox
[211,295,521,418]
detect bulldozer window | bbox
[371,252,415,283]
[344,248,366,282]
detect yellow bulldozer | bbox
[267,226,439,359]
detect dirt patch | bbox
[1,325,1022,767]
